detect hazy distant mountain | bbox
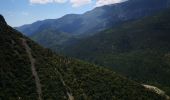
[17,0,170,36]
[1,15,167,100]
[62,9,170,95]
[15,0,170,53]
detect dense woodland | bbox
[0,16,167,99]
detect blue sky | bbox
[0,0,126,27]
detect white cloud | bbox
[54,0,68,3]
[70,0,91,7]
[30,0,52,4]
[95,0,127,7]
[29,0,127,7]
[30,0,91,7]
[30,0,67,4]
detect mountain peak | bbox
[0,15,7,24]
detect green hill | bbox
[0,16,167,99]
[63,9,170,95]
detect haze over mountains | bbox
[1,15,168,100]
[16,0,170,52]
[17,0,170,36]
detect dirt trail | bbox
[56,70,74,100]
[143,84,170,100]
[21,38,43,100]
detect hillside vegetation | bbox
[0,16,167,99]
[63,9,170,95]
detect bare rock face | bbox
[0,15,7,24]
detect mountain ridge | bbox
[0,15,7,24]
[17,0,170,36]
[15,0,170,54]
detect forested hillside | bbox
[63,9,170,95]
[0,15,167,100]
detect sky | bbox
[0,0,127,27]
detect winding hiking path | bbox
[56,70,74,100]
[21,38,43,100]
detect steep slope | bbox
[21,38,43,100]
[63,9,170,95]
[0,15,167,100]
